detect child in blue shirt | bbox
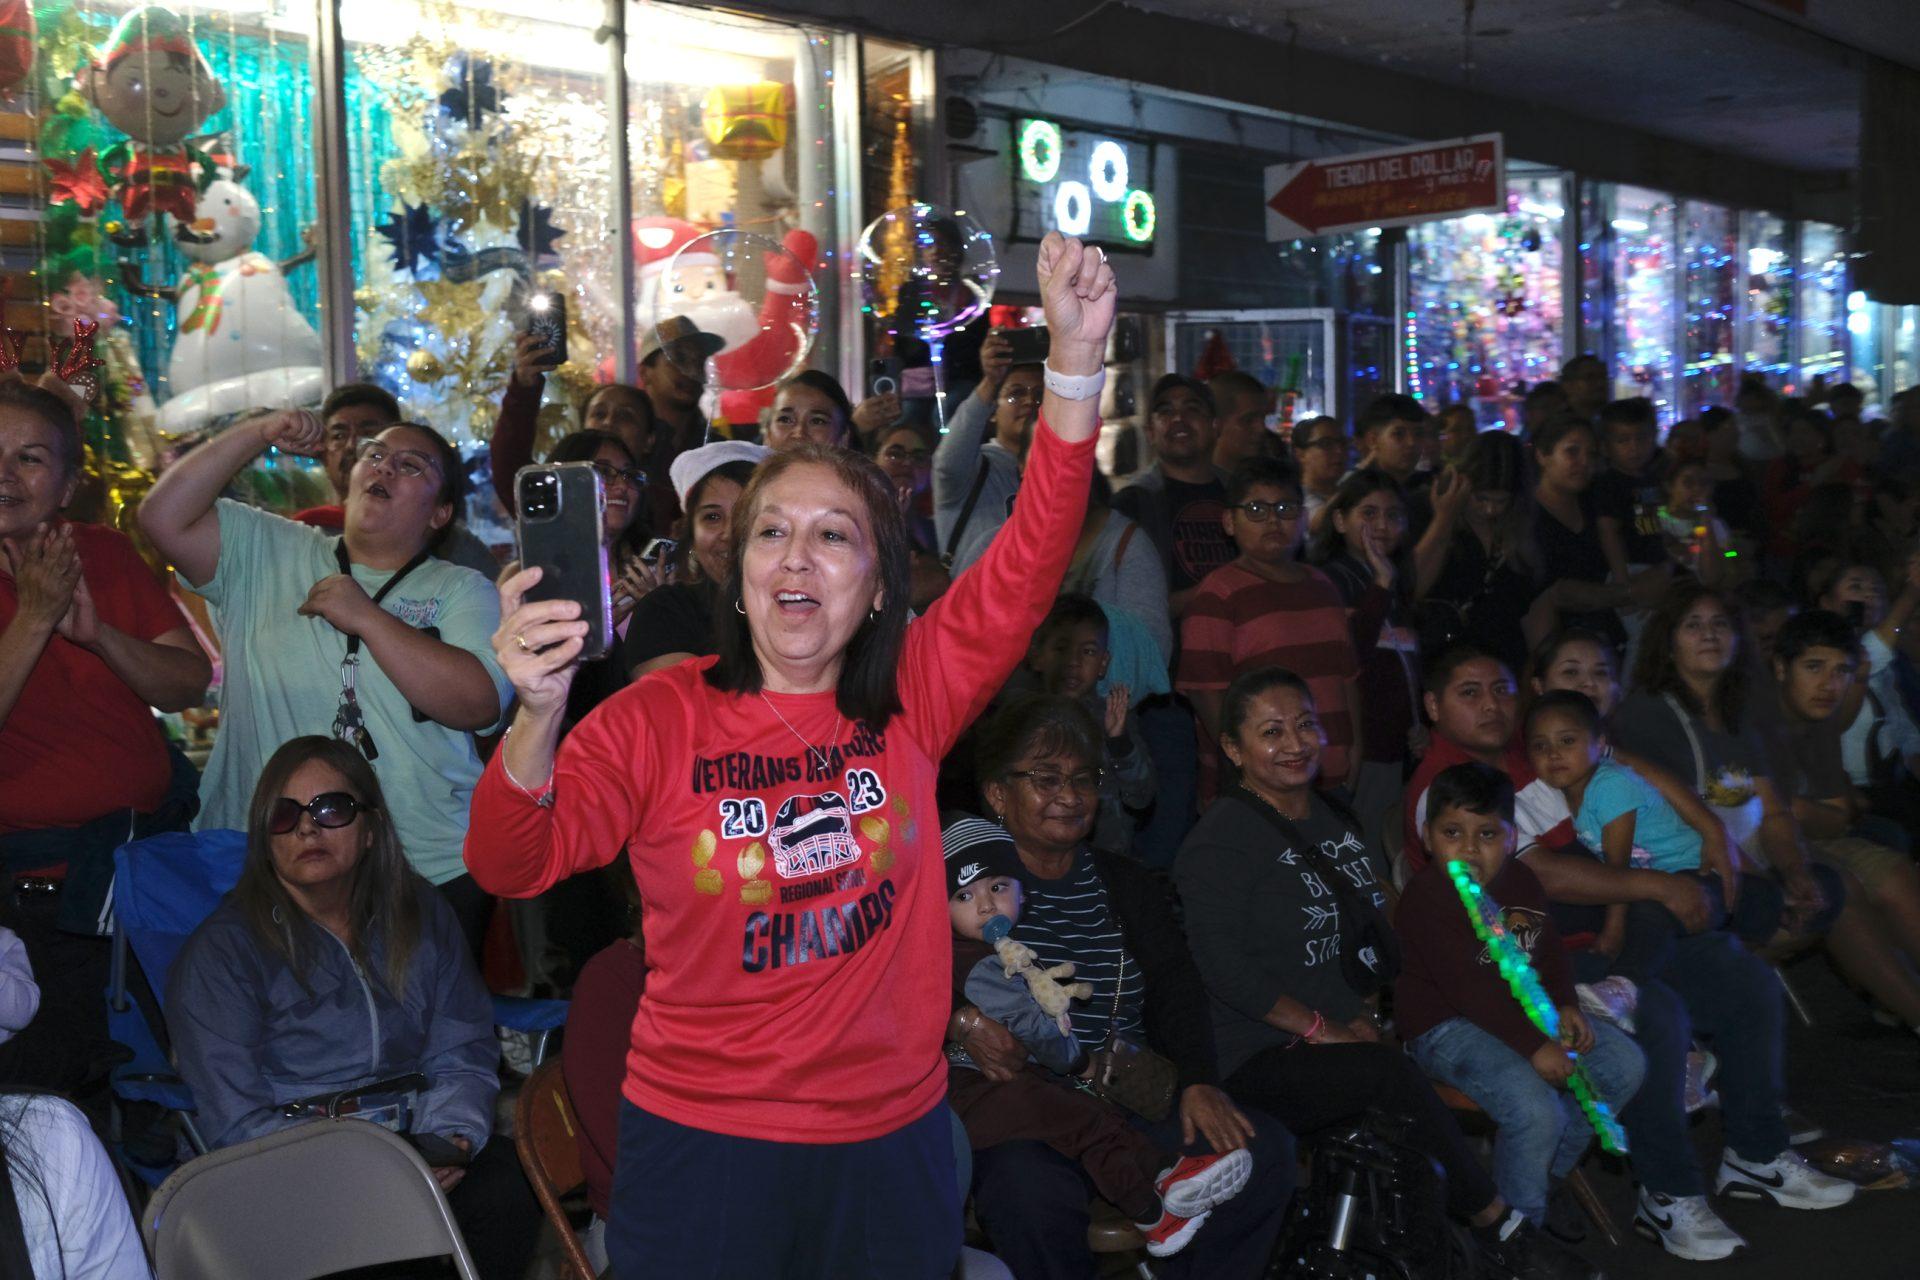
[1526,690,1727,979]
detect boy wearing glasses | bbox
[1178,457,1361,800]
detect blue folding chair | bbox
[107,830,568,1184]
[108,829,248,1180]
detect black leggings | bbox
[1225,1041,1499,1220]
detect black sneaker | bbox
[1477,1211,1603,1280]
[1544,1180,1589,1245]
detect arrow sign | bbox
[1265,133,1505,241]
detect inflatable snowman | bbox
[146,168,323,433]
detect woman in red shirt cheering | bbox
[1,377,210,1095]
[466,232,1116,1279]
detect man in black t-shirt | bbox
[1592,397,1667,570]
[1114,374,1234,616]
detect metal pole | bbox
[606,0,636,384]
[311,0,356,384]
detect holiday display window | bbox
[1741,210,1791,388]
[1797,220,1848,389]
[1679,200,1736,417]
[1405,176,1565,426]
[1893,306,1920,400]
[340,0,617,448]
[625,2,845,435]
[19,0,326,490]
[1606,185,1679,422]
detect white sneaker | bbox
[1576,976,1639,1034]
[1715,1149,1857,1210]
[1683,1048,1719,1114]
[1632,1189,1746,1261]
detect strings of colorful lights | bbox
[1443,859,1629,1156]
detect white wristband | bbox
[1043,363,1106,402]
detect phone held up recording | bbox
[515,463,612,662]
[525,291,567,368]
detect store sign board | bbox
[1265,133,1505,241]
[1010,118,1158,252]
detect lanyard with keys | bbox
[329,540,431,761]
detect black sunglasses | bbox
[269,792,371,835]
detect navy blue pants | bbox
[1571,928,1789,1198]
[606,1100,961,1280]
[970,1103,1294,1280]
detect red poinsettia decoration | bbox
[46,149,108,216]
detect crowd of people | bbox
[4,225,1920,1279]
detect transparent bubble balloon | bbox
[652,228,819,393]
[856,203,999,341]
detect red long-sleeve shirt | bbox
[465,420,1093,1142]
[1395,857,1578,1059]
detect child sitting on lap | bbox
[941,816,1250,1258]
[1525,690,1774,978]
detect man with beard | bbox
[932,329,1042,575]
[1114,374,1233,618]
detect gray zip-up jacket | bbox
[932,391,1023,574]
[168,879,497,1151]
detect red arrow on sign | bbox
[1265,133,1505,241]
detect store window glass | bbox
[1608,185,1679,423]
[340,0,615,457]
[1798,221,1848,390]
[1741,211,1791,388]
[1894,306,1920,399]
[1406,177,1564,426]
[1575,180,1607,362]
[27,1,323,479]
[1679,201,1736,416]
[626,2,843,437]
[1269,229,1386,314]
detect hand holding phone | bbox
[523,291,568,371]
[515,463,613,662]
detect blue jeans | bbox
[1572,928,1791,1197]
[1409,1017,1645,1223]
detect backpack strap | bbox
[942,457,992,567]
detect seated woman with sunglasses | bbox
[141,412,513,951]
[168,736,538,1280]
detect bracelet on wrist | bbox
[499,723,556,806]
[1301,1011,1326,1044]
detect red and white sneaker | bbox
[1138,1208,1210,1258]
[1136,1150,1255,1256]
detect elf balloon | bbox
[122,163,322,433]
[81,6,226,224]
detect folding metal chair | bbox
[143,1118,478,1280]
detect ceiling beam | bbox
[692,0,1851,217]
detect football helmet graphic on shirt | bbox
[769,790,863,879]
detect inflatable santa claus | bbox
[634,216,817,428]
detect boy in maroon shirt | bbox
[1398,762,1645,1230]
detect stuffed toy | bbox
[983,915,1091,1038]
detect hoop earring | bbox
[734,598,746,615]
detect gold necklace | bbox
[761,692,843,776]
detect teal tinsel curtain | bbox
[118,30,321,389]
